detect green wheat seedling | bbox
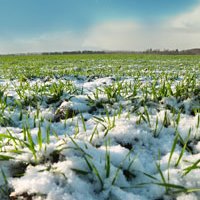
[103,81,125,102]
[93,112,116,138]
[37,123,43,151]
[144,106,151,127]
[151,81,158,101]
[141,85,149,103]
[176,111,181,127]
[196,114,200,129]
[70,138,135,190]
[84,155,104,189]
[74,120,80,138]
[0,113,13,127]
[136,111,148,126]
[117,104,123,118]
[0,85,8,99]
[45,124,51,144]
[89,124,99,144]
[112,148,134,185]
[22,125,37,162]
[0,169,10,199]
[68,137,104,188]
[0,126,46,164]
[125,81,140,100]
[155,160,169,193]
[80,113,87,132]
[105,139,111,178]
[143,158,200,195]
[0,95,7,114]
[163,111,171,128]
[167,127,192,179]
[0,154,15,161]
[175,128,191,167]
[68,136,92,158]
[167,129,179,181]
[153,116,159,137]
[182,159,200,177]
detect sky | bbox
[0,0,200,54]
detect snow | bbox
[177,194,199,200]
[0,69,200,200]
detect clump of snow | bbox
[177,193,199,200]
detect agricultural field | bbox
[0,54,200,200]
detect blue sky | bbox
[0,0,200,53]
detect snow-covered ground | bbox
[0,56,200,200]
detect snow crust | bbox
[0,75,199,200]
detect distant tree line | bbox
[142,48,200,55]
[40,48,200,55]
[41,51,106,55]
[2,49,200,56]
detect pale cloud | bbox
[83,21,170,51]
[0,31,85,54]
[169,4,200,31]
[1,4,200,54]
[82,3,200,51]
[82,21,145,50]
[159,4,200,49]
[83,7,200,51]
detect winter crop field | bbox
[0,54,200,200]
